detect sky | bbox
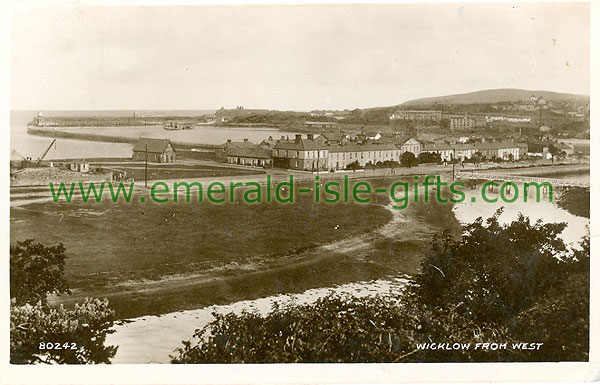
[10,3,590,111]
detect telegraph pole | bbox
[317,148,320,175]
[145,143,148,188]
[452,148,456,181]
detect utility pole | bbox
[452,148,456,181]
[145,143,148,188]
[317,148,320,175]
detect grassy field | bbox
[10,177,460,318]
[105,164,262,180]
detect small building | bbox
[215,139,261,163]
[555,142,574,157]
[132,138,176,163]
[68,160,90,172]
[227,148,273,167]
[10,150,26,169]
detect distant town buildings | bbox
[389,110,443,121]
[314,131,349,145]
[421,140,524,162]
[215,131,535,170]
[485,115,531,124]
[303,121,338,130]
[450,114,476,130]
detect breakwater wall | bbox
[27,127,218,150]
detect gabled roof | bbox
[132,138,174,154]
[318,131,346,142]
[399,138,421,146]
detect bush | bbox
[10,240,70,306]
[417,209,568,323]
[10,240,118,364]
[171,293,512,363]
[10,298,117,364]
[171,212,589,363]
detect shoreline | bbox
[106,276,411,364]
[27,127,218,150]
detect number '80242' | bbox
[39,342,77,350]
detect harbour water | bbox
[453,181,589,249]
[11,110,298,159]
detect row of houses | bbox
[217,133,529,171]
[421,141,526,162]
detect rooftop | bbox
[132,138,174,154]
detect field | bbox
[107,163,262,180]
[10,177,460,318]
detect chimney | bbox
[307,133,314,140]
[295,134,302,142]
[243,138,248,142]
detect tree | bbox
[10,298,117,364]
[10,239,70,306]
[416,209,568,323]
[417,152,441,164]
[548,144,561,165]
[346,160,360,171]
[574,151,585,164]
[10,240,117,364]
[471,151,483,166]
[400,151,418,168]
[171,213,589,363]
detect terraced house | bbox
[272,134,329,170]
[328,142,401,170]
[421,140,524,162]
[272,135,422,171]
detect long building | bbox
[272,134,421,171]
[389,110,443,121]
[421,140,524,161]
[218,133,527,171]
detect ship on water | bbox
[163,121,192,130]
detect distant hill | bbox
[402,88,589,106]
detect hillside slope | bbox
[402,88,588,106]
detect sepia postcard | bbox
[1,0,597,383]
